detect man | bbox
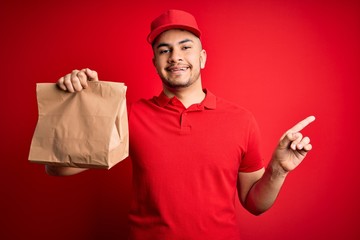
[47,9,315,240]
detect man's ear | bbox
[200,49,207,69]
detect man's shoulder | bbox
[131,97,154,106]
[213,95,259,131]
[128,96,158,113]
[214,94,253,116]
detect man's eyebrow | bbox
[156,39,194,49]
[178,39,193,45]
[156,43,170,49]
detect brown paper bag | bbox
[29,81,129,169]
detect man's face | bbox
[152,29,207,90]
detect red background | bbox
[1,0,359,239]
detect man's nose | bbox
[168,48,183,63]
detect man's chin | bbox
[164,83,190,89]
[162,79,192,89]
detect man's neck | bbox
[163,81,206,109]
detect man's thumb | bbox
[85,68,99,81]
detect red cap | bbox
[147,9,201,44]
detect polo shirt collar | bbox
[154,89,216,110]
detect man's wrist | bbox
[266,161,289,180]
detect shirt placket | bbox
[179,104,203,133]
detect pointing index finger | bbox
[288,116,316,133]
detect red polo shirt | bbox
[128,90,264,240]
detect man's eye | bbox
[182,46,191,50]
[159,49,170,54]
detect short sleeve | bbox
[238,114,264,172]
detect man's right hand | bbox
[57,68,99,92]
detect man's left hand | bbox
[271,116,316,174]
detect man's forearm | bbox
[45,165,88,176]
[244,162,288,215]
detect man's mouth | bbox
[166,65,190,72]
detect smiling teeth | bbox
[170,68,186,71]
